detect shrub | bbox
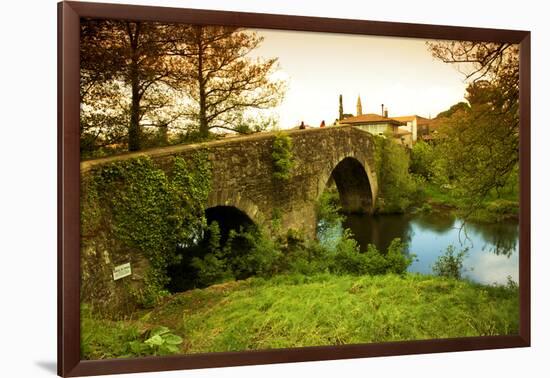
[224,227,283,279]
[410,141,436,179]
[191,222,233,286]
[316,188,344,233]
[373,136,423,213]
[432,245,469,279]
[330,234,413,276]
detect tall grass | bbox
[81,273,519,358]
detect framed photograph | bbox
[58,1,530,376]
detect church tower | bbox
[356,95,363,116]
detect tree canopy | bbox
[426,41,520,210]
[80,20,286,157]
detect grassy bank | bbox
[422,183,519,222]
[82,273,519,359]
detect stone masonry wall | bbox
[81,125,378,238]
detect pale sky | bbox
[249,28,471,129]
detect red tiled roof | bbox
[339,113,404,125]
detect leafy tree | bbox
[436,102,469,119]
[427,41,519,210]
[173,25,286,137]
[80,19,189,152]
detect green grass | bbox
[423,183,518,222]
[82,273,519,359]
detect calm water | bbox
[323,212,519,285]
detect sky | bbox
[249,28,472,129]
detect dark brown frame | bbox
[58,1,531,376]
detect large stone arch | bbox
[317,153,377,214]
[207,192,264,227]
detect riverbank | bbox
[81,272,519,359]
[421,183,519,222]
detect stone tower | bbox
[356,95,363,116]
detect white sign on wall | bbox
[113,262,132,281]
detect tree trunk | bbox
[129,70,141,151]
[128,22,141,152]
[196,27,209,138]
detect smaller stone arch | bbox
[318,155,376,214]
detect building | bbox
[392,115,434,143]
[337,98,412,147]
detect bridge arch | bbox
[206,193,262,227]
[318,154,376,214]
[205,205,257,243]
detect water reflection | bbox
[339,212,519,285]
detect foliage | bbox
[190,223,283,285]
[177,25,287,137]
[80,19,191,152]
[272,132,295,181]
[81,306,182,359]
[141,326,183,355]
[373,136,423,213]
[82,273,519,358]
[436,101,470,119]
[432,245,470,280]
[80,20,286,154]
[316,188,344,234]
[81,154,212,310]
[331,235,413,276]
[232,113,279,135]
[190,221,232,286]
[225,228,283,279]
[190,223,412,288]
[410,140,436,180]
[427,41,519,215]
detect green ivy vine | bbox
[271,131,294,181]
[81,152,212,308]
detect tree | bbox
[427,41,520,208]
[436,102,469,119]
[174,25,286,137]
[80,19,187,152]
[338,94,344,121]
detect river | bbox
[322,211,519,285]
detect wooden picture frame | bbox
[58,1,531,376]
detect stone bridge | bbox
[81,125,378,237]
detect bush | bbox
[331,235,413,276]
[225,227,283,279]
[191,222,233,286]
[410,141,436,179]
[373,136,423,213]
[432,245,469,279]
[316,188,344,233]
